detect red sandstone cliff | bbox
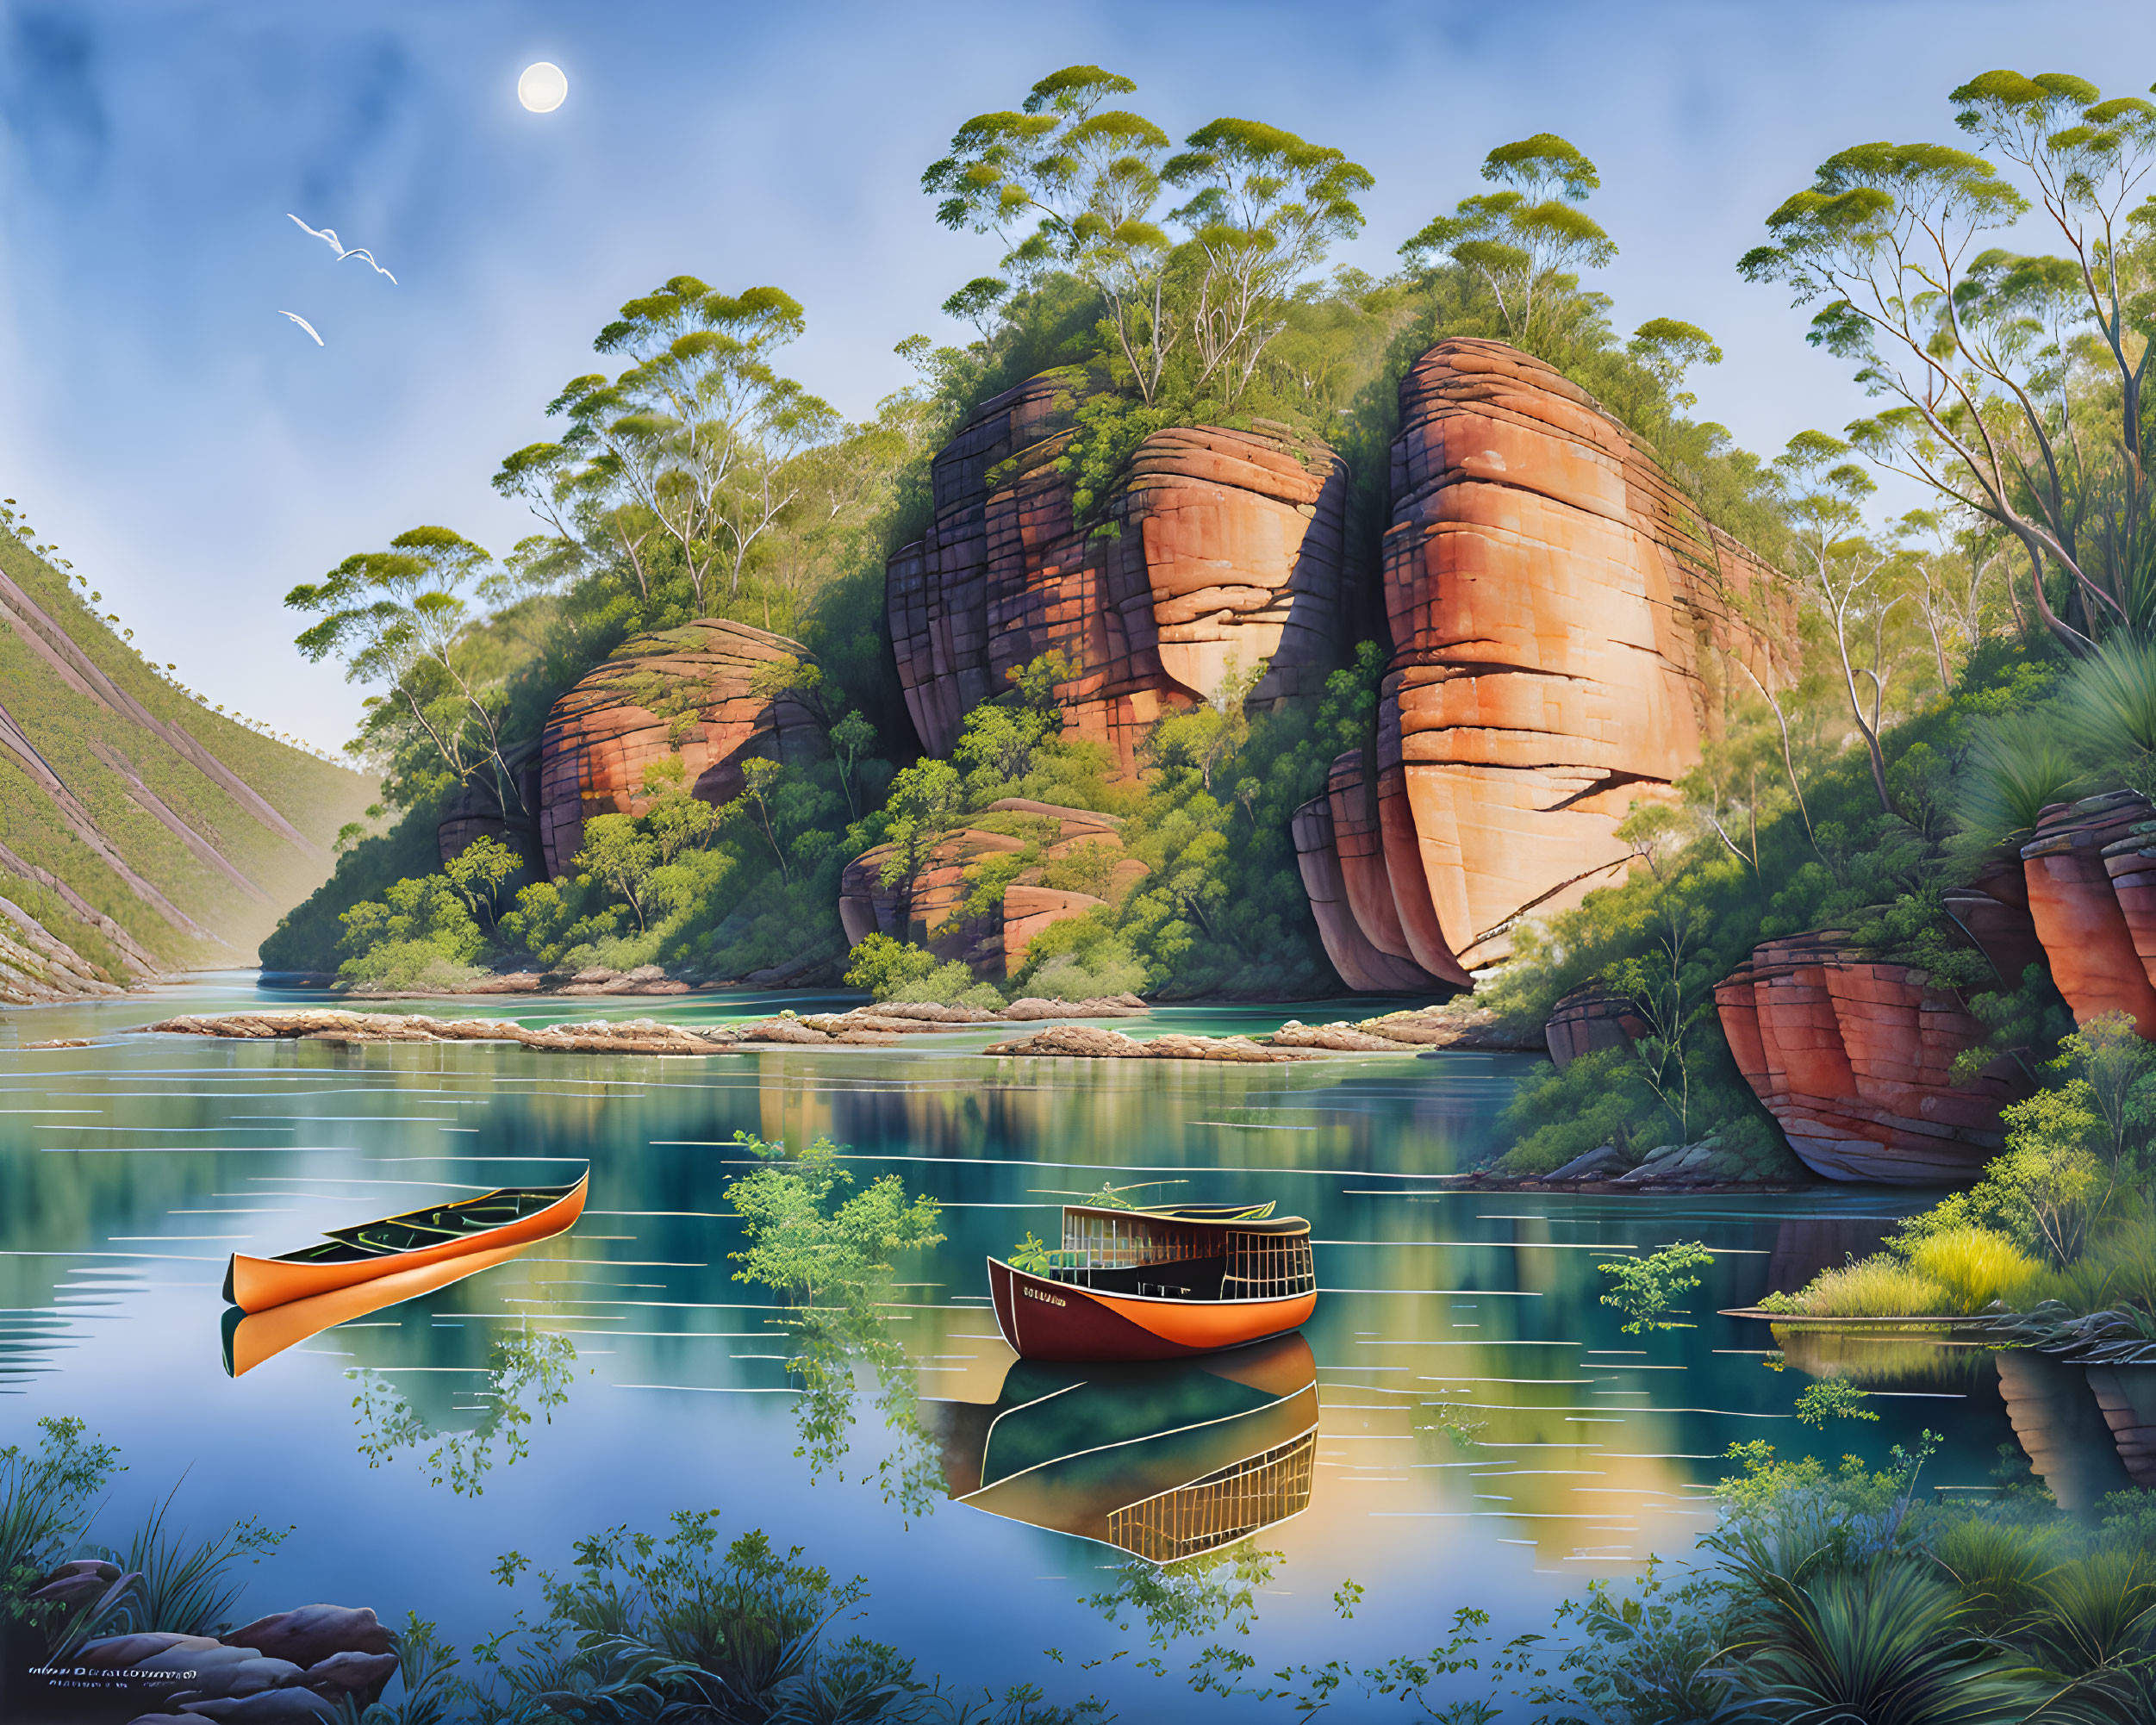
[887,373,1351,773]
[2023,791,2156,1037]
[1318,339,1788,983]
[1713,932,2026,1184]
[535,620,826,878]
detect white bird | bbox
[286,213,397,284]
[277,310,324,346]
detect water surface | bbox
[1,977,1997,1720]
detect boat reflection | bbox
[923,1332,1318,1563]
[221,1239,538,1377]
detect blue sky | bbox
[0,0,2148,752]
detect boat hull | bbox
[226,1174,588,1313]
[224,1238,539,1376]
[987,1256,1315,1361]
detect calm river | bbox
[1,979,2008,1720]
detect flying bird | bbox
[286,214,398,284]
[277,310,324,346]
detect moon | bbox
[517,62,568,113]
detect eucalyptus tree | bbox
[286,526,522,813]
[494,278,841,614]
[924,67,1370,408]
[1162,120,1374,406]
[1741,71,2156,648]
[1400,134,1617,347]
[1775,432,1918,812]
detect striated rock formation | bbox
[2106,822,2156,1008]
[535,620,826,878]
[838,799,1143,980]
[2022,791,2156,1036]
[1314,339,1787,985]
[1290,751,1455,994]
[888,372,1351,772]
[1544,982,1647,1070]
[1713,932,2026,1183]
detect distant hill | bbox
[0,525,374,1002]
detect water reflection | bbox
[925,1333,1318,1561]
[348,1323,579,1497]
[221,1239,539,1376]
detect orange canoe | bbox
[222,1237,540,1375]
[988,1201,1317,1362]
[222,1172,588,1313]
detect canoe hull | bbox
[227,1174,589,1313]
[988,1256,1315,1362]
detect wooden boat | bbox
[222,1238,539,1377]
[222,1173,588,1313]
[986,1200,1316,1362]
[925,1334,1318,1562]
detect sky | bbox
[0,0,2150,755]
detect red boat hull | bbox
[988,1257,1316,1362]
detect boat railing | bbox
[1105,1427,1318,1562]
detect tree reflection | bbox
[348,1323,577,1497]
[1076,1537,1280,1693]
[725,1130,946,1519]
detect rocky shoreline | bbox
[16,1586,394,1724]
[126,1001,1540,1062]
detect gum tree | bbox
[1740,72,2156,647]
[495,278,840,612]
[1401,134,1617,347]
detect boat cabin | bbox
[1042,1203,1316,1303]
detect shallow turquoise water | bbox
[0,977,2003,1720]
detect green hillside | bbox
[0,517,375,997]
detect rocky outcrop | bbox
[1713,932,2027,1184]
[1544,983,1646,1069]
[983,1024,1323,1062]
[1310,339,1787,987]
[44,1599,396,1723]
[535,619,826,878]
[1290,751,1454,993]
[838,800,1143,980]
[888,373,1351,772]
[2022,792,2156,1037]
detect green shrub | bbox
[1903,1226,2047,1315]
[336,873,486,990]
[842,932,939,1000]
[1494,1049,1648,1174]
[1792,1256,1953,1318]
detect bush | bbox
[1791,1256,1953,1318]
[1494,1050,1647,1174]
[842,933,939,1000]
[336,873,485,990]
[1902,1226,2047,1315]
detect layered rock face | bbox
[888,372,1351,773]
[1312,339,1786,984]
[1544,983,1647,1070]
[2022,791,2156,1036]
[1713,932,2027,1183]
[838,800,1143,980]
[535,620,826,878]
[1290,750,1450,994]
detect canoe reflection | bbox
[923,1332,1318,1563]
[221,1239,537,1378]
